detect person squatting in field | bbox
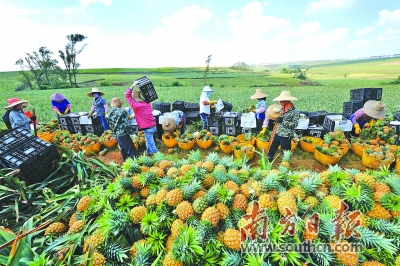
[161,110,186,136]
[199,86,217,130]
[125,81,158,156]
[350,100,386,135]
[87,87,109,130]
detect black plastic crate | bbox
[241,127,255,134]
[306,125,326,139]
[186,111,200,123]
[58,113,81,126]
[223,112,239,127]
[390,121,400,135]
[73,124,84,134]
[208,125,223,136]
[350,88,382,101]
[342,101,364,118]
[136,76,158,103]
[308,110,328,125]
[294,129,307,138]
[0,128,34,154]
[152,102,171,114]
[184,102,199,112]
[392,111,400,121]
[172,100,185,111]
[208,113,223,126]
[60,125,76,133]
[221,101,233,112]
[82,124,104,136]
[225,126,239,136]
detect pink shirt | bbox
[125,88,156,129]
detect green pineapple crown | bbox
[188,150,203,163]
[137,154,155,167]
[282,150,292,162]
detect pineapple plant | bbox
[280,150,292,168]
[203,152,220,172]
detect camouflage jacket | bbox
[276,105,300,138]
[106,107,136,137]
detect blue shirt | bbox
[9,110,31,132]
[51,99,70,114]
[91,97,108,116]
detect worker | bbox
[87,87,109,130]
[51,93,71,117]
[5,98,34,132]
[199,86,216,130]
[350,100,386,135]
[162,110,186,135]
[250,88,268,131]
[261,104,282,133]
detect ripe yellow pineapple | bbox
[150,166,164,178]
[232,193,248,211]
[140,165,149,173]
[201,207,221,227]
[216,202,230,219]
[69,212,78,228]
[360,262,385,266]
[240,182,253,198]
[155,189,168,204]
[224,180,240,193]
[277,191,298,216]
[214,164,227,172]
[68,220,85,234]
[366,203,392,220]
[83,232,103,252]
[44,222,67,235]
[179,164,192,174]
[129,239,146,257]
[251,181,263,197]
[217,231,224,243]
[354,173,376,189]
[258,194,277,209]
[303,196,319,207]
[146,194,157,206]
[140,187,150,198]
[280,150,292,168]
[332,241,359,266]
[325,195,342,211]
[288,186,306,200]
[319,170,331,185]
[359,214,370,227]
[391,210,400,218]
[373,182,391,202]
[176,201,194,221]
[77,196,92,211]
[192,190,206,200]
[132,174,143,189]
[203,174,215,188]
[165,234,175,252]
[130,206,147,223]
[159,159,172,171]
[171,219,184,236]
[163,252,183,266]
[298,171,312,181]
[195,161,203,168]
[166,189,183,206]
[202,160,214,172]
[316,185,329,196]
[166,167,180,178]
[82,251,106,266]
[223,228,241,250]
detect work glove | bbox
[57,111,63,116]
[105,111,109,116]
[131,81,139,88]
[354,123,361,134]
[261,127,266,134]
[64,108,69,114]
[209,100,217,104]
[275,117,283,123]
[88,111,94,117]
[128,115,133,120]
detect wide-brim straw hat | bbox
[110,97,123,107]
[50,93,66,101]
[132,90,145,102]
[162,117,176,132]
[266,104,282,120]
[5,98,29,110]
[87,87,105,97]
[250,88,268,99]
[363,100,386,119]
[202,86,214,92]
[273,91,298,101]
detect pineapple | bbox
[373,182,391,202]
[232,193,248,211]
[216,202,230,219]
[83,232,103,252]
[140,187,150,198]
[163,252,183,266]
[224,180,240,194]
[193,197,209,214]
[119,176,133,190]
[258,194,277,209]
[171,219,185,236]
[203,174,215,188]
[140,165,149,173]
[69,212,79,227]
[287,185,306,201]
[44,222,67,235]
[280,150,292,168]
[166,189,183,206]
[203,152,220,172]
[77,195,92,211]
[192,190,206,200]
[176,201,194,221]
[129,239,146,257]
[332,241,359,266]
[395,254,400,266]
[201,207,221,227]
[240,182,253,198]
[223,228,241,250]
[180,164,192,174]
[166,167,180,178]
[137,154,155,167]
[277,191,298,216]
[360,262,385,266]
[214,164,227,173]
[132,174,144,189]
[324,195,342,211]
[303,196,319,207]
[82,251,106,266]
[366,203,392,220]
[354,173,376,189]
[130,206,148,223]
[159,159,172,171]
[149,166,164,178]
[319,170,331,185]
[68,220,85,234]
[166,234,175,252]
[146,194,157,206]
[155,189,168,204]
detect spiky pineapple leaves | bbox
[171,225,203,264]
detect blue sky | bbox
[0,0,399,71]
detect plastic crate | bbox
[306,125,326,139]
[184,102,199,112]
[308,110,328,125]
[392,111,400,121]
[82,124,104,136]
[0,128,34,154]
[208,125,223,136]
[136,76,158,103]
[73,124,84,134]
[208,113,223,126]
[241,127,255,134]
[223,112,239,126]
[172,100,185,111]
[152,102,171,114]
[58,113,81,126]
[342,101,364,118]
[350,88,382,101]
[323,115,353,132]
[60,125,76,133]
[225,126,239,136]
[294,129,307,138]
[390,121,400,135]
[186,111,200,123]
[221,101,233,112]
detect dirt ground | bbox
[94,139,370,173]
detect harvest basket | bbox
[339,144,350,156]
[196,139,213,149]
[177,139,195,151]
[37,132,53,143]
[81,142,101,156]
[300,137,323,153]
[219,143,233,154]
[314,149,342,166]
[361,150,395,169]
[351,142,367,157]
[237,134,256,146]
[162,134,178,148]
[233,143,255,160]
[395,158,400,176]
[102,139,118,149]
[256,137,269,152]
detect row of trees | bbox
[15,34,87,90]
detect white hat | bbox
[273,91,298,101]
[87,87,105,97]
[250,88,268,99]
[363,100,386,119]
[202,86,214,92]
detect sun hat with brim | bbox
[50,93,66,101]
[250,88,268,99]
[202,86,214,92]
[266,104,282,120]
[273,91,298,101]
[87,87,105,97]
[162,117,176,132]
[110,97,123,107]
[132,90,145,102]
[363,100,386,119]
[5,98,29,110]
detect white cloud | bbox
[355,27,376,37]
[378,8,400,26]
[80,0,112,7]
[215,21,221,26]
[229,10,240,17]
[278,21,321,39]
[305,0,355,14]
[378,28,400,42]
[349,39,371,48]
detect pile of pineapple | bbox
[315,130,350,157]
[99,130,116,143]
[364,145,396,161]
[175,132,195,143]
[40,150,400,265]
[356,117,399,146]
[37,119,60,134]
[218,134,237,147]
[79,133,100,148]
[195,129,213,141]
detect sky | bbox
[0,0,399,72]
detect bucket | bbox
[300,137,323,153]
[256,137,269,152]
[37,132,52,143]
[351,142,367,157]
[233,143,255,160]
[177,140,195,151]
[237,134,256,146]
[162,135,178,148]
[395,158,400,176]
[361,150,395,169]
[81,142,101,156]
[339,144,350,156]
[102,139,118,149]
[220,143,233,154]
[314,149,342,166]
[196,139,213,149]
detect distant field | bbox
[1,58,399,127]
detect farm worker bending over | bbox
[125,82,158,156]
[5,98,34,133]
[261,104,282,133]
[266,91,300,162]
[87,87,109,130]
[162,110,186,135]
[249,88,268,132]
[350,100,386,134]
[106,97,137,161]
[51,93,71,117]
[199,86,216,130]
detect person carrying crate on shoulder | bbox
[350,100,386,135]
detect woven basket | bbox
[196,139,213,149]
[177,140,195,151]
[162,135,178,148]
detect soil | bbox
[93,139,370,173]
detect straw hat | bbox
[273,91,298,101]
[162,117,176,132]
[266,104,282,120]
[87,87,105,97]
[110,97,123,107]
[202,86,214,92]
[132,90,145,102]
[5,98,29,110]
[250,88,268,99]
[363,100,386,119]
[50,93,66,101]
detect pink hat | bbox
[50,93,66,101]
[5,98,29,110]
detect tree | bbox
[231,61,249,70]
[203,55,212,85]
[59,34,88,88]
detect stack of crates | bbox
[184,102,200,123]
[223,112,239,136]
[152,102,171,114]
[136,76,158,103]
[0,128,60,185]
[79,116,104,136]
[343,88,382,118]
[172,100,185,112]
[307,110,328,126]
[208,113,223,136]
[58,113,83,134]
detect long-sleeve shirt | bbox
[275,105,300,138]
[255,99,267,120]
[125,88,156,129]
[350,108,371,125]
[91,97,109,116]
[9,110,31,132]
[52,99,71,114]
[106,107,136,137]
[199,92,211,114]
